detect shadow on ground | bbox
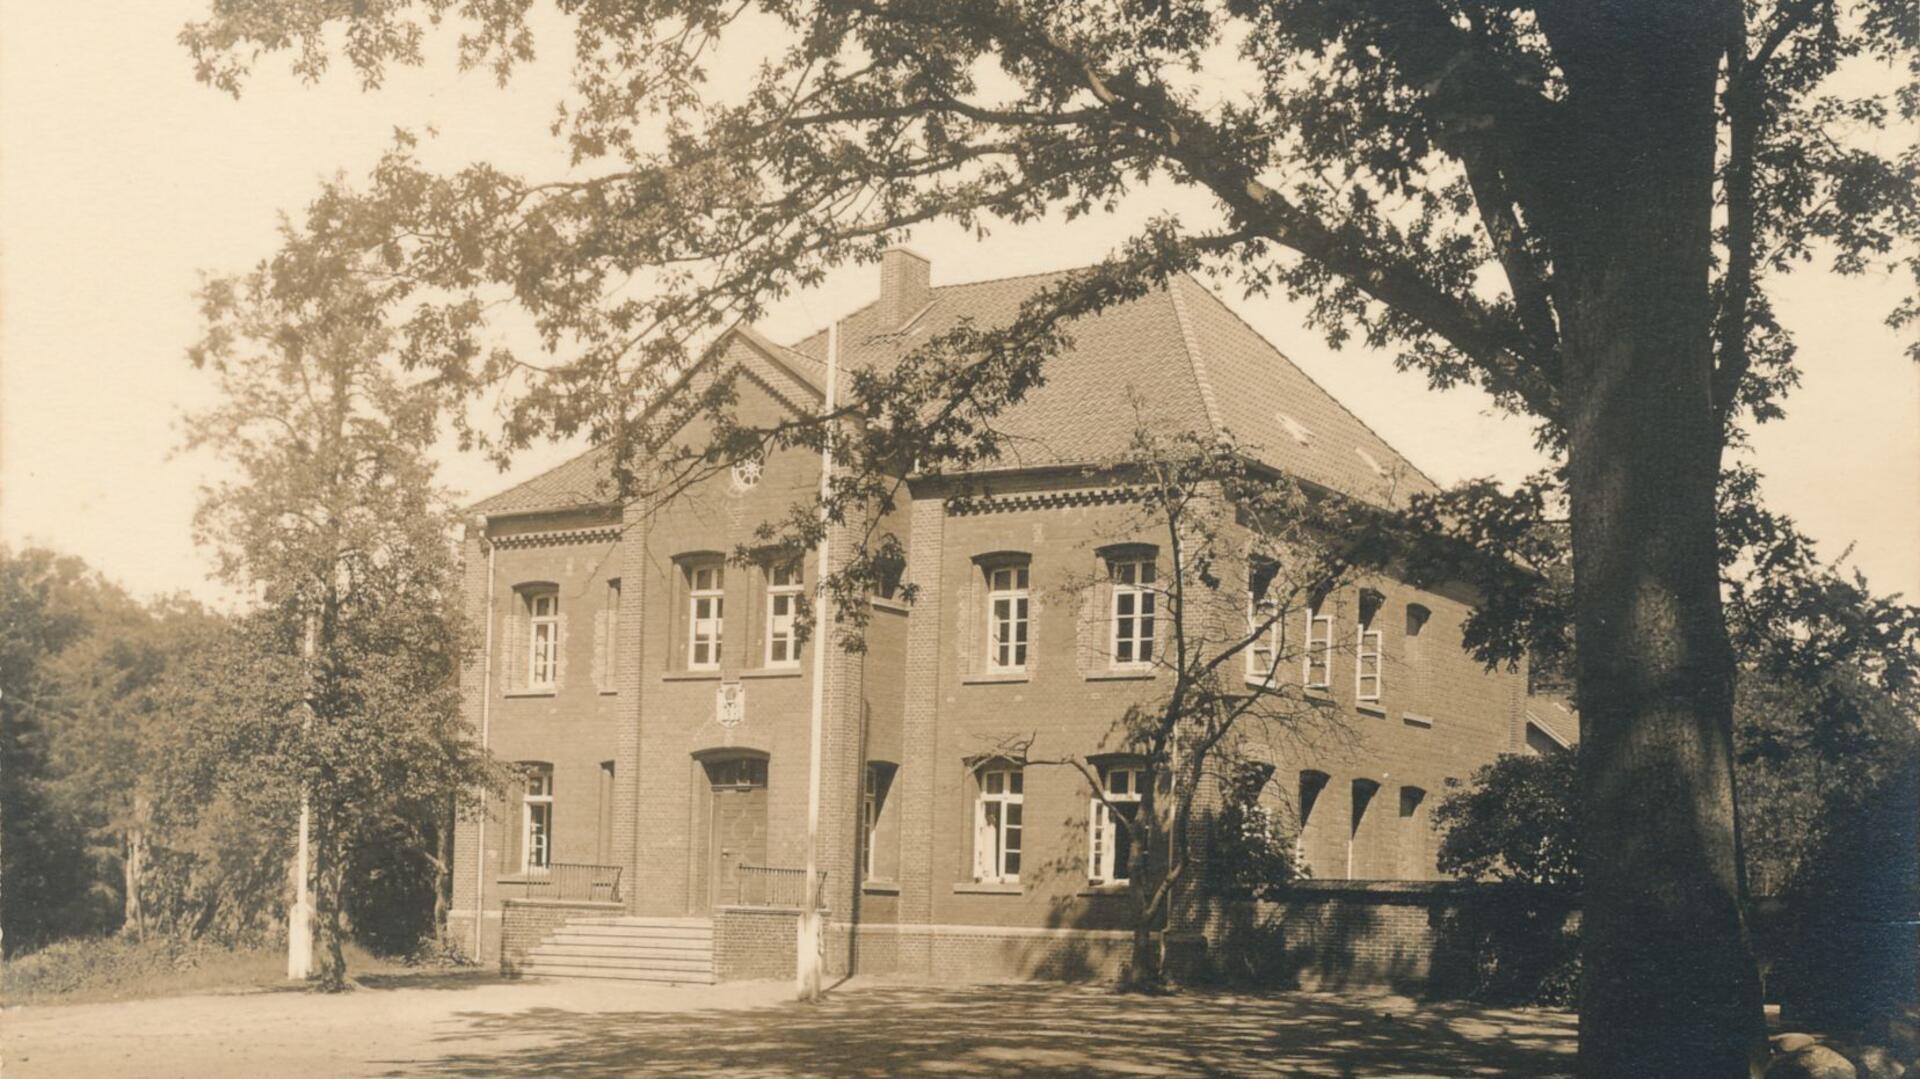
[390,982,1575,1077]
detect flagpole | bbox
[798,319,837,1001]
[288,615,315,980]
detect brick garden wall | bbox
[1190,881,1580,996]
[499,899,624,976]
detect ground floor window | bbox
[972,764,1023,883]
[522,764,553,874]
[1089,763,1146,884]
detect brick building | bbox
[449,250,1532,983]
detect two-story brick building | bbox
[449,249,1533,984]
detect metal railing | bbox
[734,865,828,909]
[510,862,623,903]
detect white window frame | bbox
[1089,764,1146,884]
[527,590,559,689]
[1303,604,1333,689]
[688,563,724,670]
[1356,593,1384,703]
[602,579,621,690]
[1109,558,1157,667]
[986,565,1030,673]
[1246,560,1281,683]
[972,766,1024,883]
[863,764,881,879]
[522,767,554,874]
[765,562,802,668]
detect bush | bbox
[1434,751,1579,886]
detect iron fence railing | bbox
[734,864,827,909]
[510,861,623,903]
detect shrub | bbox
[1434,751,1579,886]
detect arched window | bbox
[514,583,560,690]
[764,558,803,668]
[1099,544,1158,668]
[679,555,725,670]
[1296,769,1331,875]
[1356,589,1385,703]
[1088,758,1150,884]
[520,763,554,874]
[1398,785,1429,879]
[971,760,1024,883]
[1349,778,1381,880]
[980,557,1031,673]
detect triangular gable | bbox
[468,323,822,516]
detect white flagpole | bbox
[798,320,838,1001]
[288,614,315,980]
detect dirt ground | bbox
[0,973,1578,1077]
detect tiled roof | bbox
[470,263,1438,515]
[470,445,620,516]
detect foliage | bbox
[1,548,118,953]
[186,262,504,989]
[1435,751,1581,887]
[1207,766,1303,898]
[0,934,418,1006]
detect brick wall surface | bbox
[715,906,802,982]
[1190,881,1580,995]
[498,899,623,976]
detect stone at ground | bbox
[1855,1045,1905,1079]
[1767,1044,1863,1079]
[1774,1034,1821,1054]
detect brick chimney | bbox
[877,247,931,330]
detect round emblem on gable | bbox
[729,457,763,493]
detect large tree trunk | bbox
[1550,13,1766,1077]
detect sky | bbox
[2,3,1916,609]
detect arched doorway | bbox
[699,753,768,910]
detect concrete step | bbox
[526,950,712,973]
[536,939,713,959]
[544,932,710,951]
[565,916,714,929]
[555,923,712,941]
[523,963,716,985]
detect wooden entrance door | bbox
[704,756,768,909]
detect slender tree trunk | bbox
[122,826,146,941]
[311,833,349,991]
[433,798,453,947]
[1550,15,1766,1077]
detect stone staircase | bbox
[523,916,716,984]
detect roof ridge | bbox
[1165,276,1225,436]
[1177,274,1443,494]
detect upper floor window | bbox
[1246,558,1280,683]
[985,563,1030,672]
[1303,601,1333,689]
[1405,604,1432,706]
[972,764,1024,883]
[527,590,559,689]
[1109,556,1157,667]
[522,764,554,874]
[598,579,621,691]
[765,561,803,668]
[687,562,724,670]
[1356,589,1385,702]
[1089,762,1148,884]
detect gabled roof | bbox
[470,264,1438,517]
